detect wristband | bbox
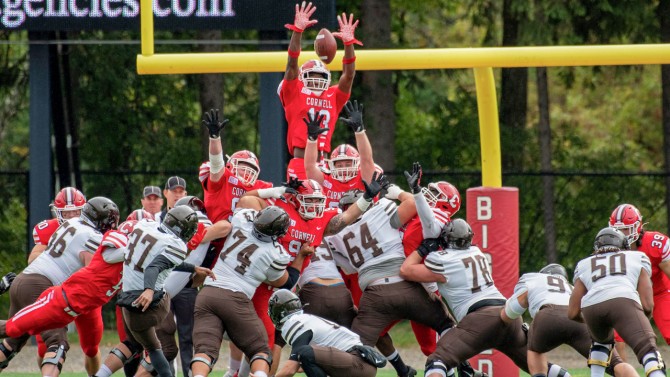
[343,38,363,46]
[355,196,372,212]
[284,24,304,33]
[288,48,301,59]
[342,56,356,65]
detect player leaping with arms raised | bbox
[280,1,360,179]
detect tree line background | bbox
[1,0,670,323]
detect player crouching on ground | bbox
[270,289,385,377]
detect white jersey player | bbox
[204,208,291,298]
[507,270,572,319]
[191,206,311,377]
[568,227,662,377]
[121,219,189,293]
[23,217,102,286]
[329,197,410,290]
[269,290,383,377]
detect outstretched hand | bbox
[332,13,363,46]
[285,1,318,32]
[339,100,364,133]
[283,177,303,193]
[202,109,229,139]
[304,111,328,141]
[404,162,423,194]
[362,172,388,201]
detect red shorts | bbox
[251,283,276,348]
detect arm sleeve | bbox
[174,262,196,273]
[414,193,446,239]
[83,233,103,254]
[288,331,314,360]
[144,254,177,290]
[279,267,300,289]
[102,247,126,263]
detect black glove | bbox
[362,172,388,201]
[0,272,16,295]
[339,100,364,133]
[417,238,441,258]
[202,109,229,139]
[404,162,423,194]
[282,177,303,193]
[304,112,328,141]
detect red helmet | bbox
[299,60,331,94]
[609,204,643,243]
[422,181,461,216]
[288,179,326,220]
[226,150,260,186]
[126,209,155,222]
[328,144,360,182]
[53,187,87,223]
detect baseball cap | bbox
[143,186,162,198]
[165,176,187,191]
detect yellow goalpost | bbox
[136,0,670,187]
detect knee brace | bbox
[0,342,17,369]
[641,351,666,376]
[250,353,273,369]
[109,340,141,365]
[191,356,216,372]
[140,357,158,376]
[587,342,613,369]
[41,344,67,372]
[425,359,450,377]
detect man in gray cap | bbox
[158,176,187,222]
[141,186,163,218]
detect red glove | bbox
[187,222,206,251]
[285,1,318,33]
[332,13,363,46]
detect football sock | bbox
[95,365,113,377]
[387,350,410,376]
[147,349,172,377]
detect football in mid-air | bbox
[314,28,337,64]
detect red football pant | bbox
[653,292,670,344]
[251,283,276,348]
[6,286,103,357]
[116,305,128,342]
[341,273,363,306]
[287,158,307,181]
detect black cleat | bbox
[400,365,417,377]
[458,361,488,377]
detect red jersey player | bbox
[199,108,273,224]
[305,100,376,208]
[240,174,387,374]
[29,187,87,263]
[280,2,361,179]
[609,204,670,359]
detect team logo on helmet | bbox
[422,181,461,216]
[268,289,303,328]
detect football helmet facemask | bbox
[53,187,87,223]
[609,204,643,244]
[338,189,364,212]
[81,197,120,233]
[226,150,260,187]
[422,181,461,216]
[268,289,303,328]
[288,179,326,220]
[328,144,360,182]
[299,60,331,95]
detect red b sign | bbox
[466,187,519,377]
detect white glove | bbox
[384,184,405,200]
[257,187,288,199]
